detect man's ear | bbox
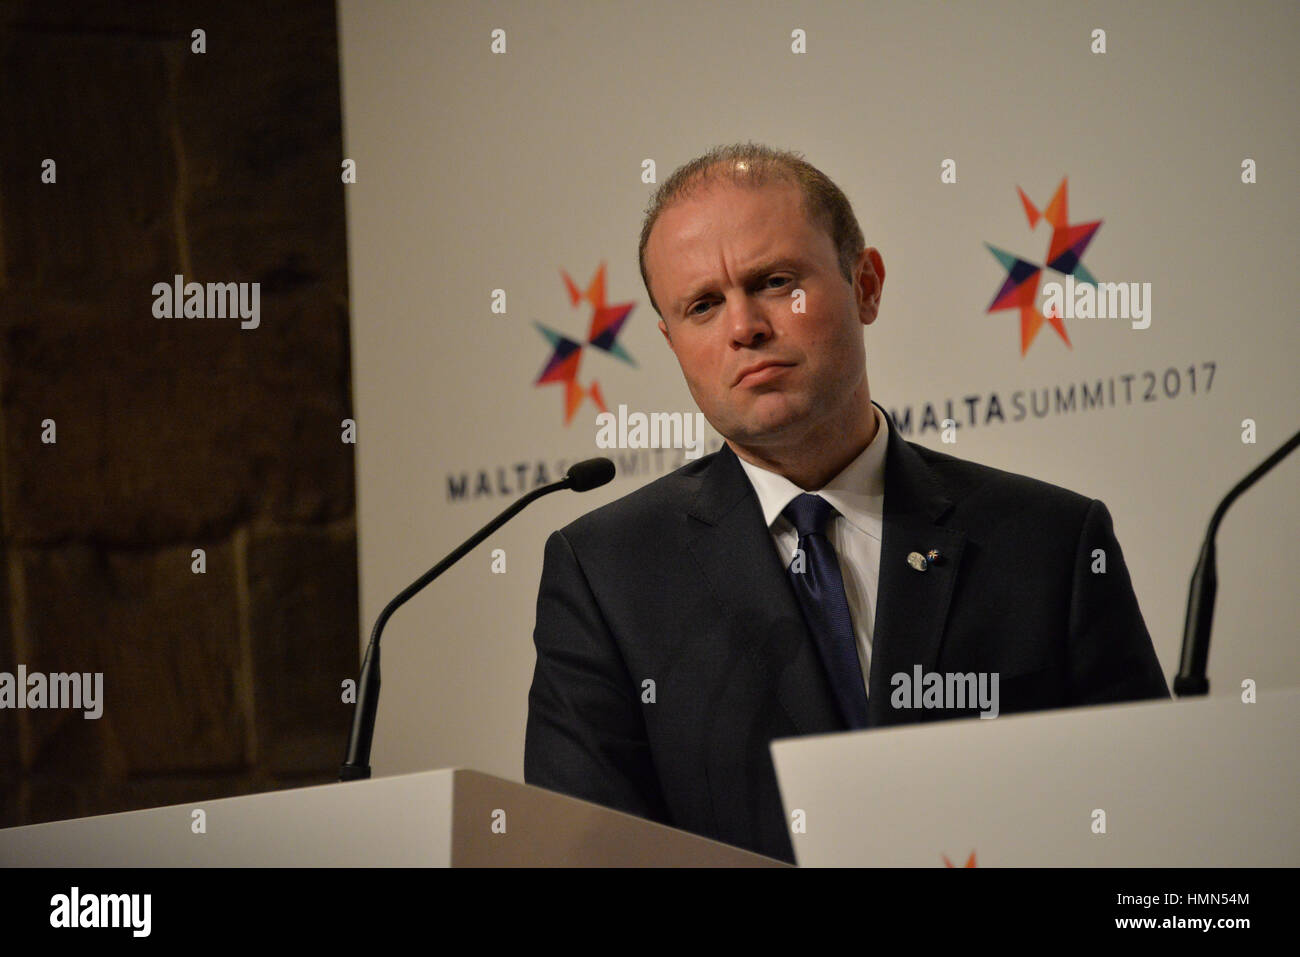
[856,247,885,326]
[658,319,674,350]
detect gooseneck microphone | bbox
[339,457,616,781]
[1174,428,1299,697]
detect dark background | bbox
[0,0,359,827]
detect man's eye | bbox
[687,278,788,315]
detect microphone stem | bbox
[1175,427,1299,697]
[340,475,573,780]
[373,478,569,637]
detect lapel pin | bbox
[926,549,942,565]
[907,551,928,571]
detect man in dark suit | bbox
[524,144,1169,863]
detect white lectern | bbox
[0,769,785,867]
[772,688,1300,866]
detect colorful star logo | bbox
[533,263,636,424]
[985,178,1102,355]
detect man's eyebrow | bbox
[671,257,809,314]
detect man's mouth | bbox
[734,361,795,386]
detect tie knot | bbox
[782,493,837,537]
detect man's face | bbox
[646,177,883,452]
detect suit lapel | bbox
[679,408,969,733]
[867,406,967,726]
[683,444,842,736]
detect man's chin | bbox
[720,408,810,447]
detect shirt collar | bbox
[734,401,888,538]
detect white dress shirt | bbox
[734,403,888,697]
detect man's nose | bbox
[726,295,773,347]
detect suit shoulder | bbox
[905,437,1095,515]
[555,450,716,544]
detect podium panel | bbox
[772,688,1299,866]
[0,769,786,867]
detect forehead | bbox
[648,179,831,297]
[653,177,814,252]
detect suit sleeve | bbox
[1065,498,1171,705]
[523,528,672,823]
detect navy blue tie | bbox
[782,493,870,729]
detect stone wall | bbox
[0,0,358,827]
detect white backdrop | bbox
[337,0,1299,783]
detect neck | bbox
[728,392,879,490]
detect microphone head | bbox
[566,457,616,492]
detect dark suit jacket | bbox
[524,404,1170,863]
